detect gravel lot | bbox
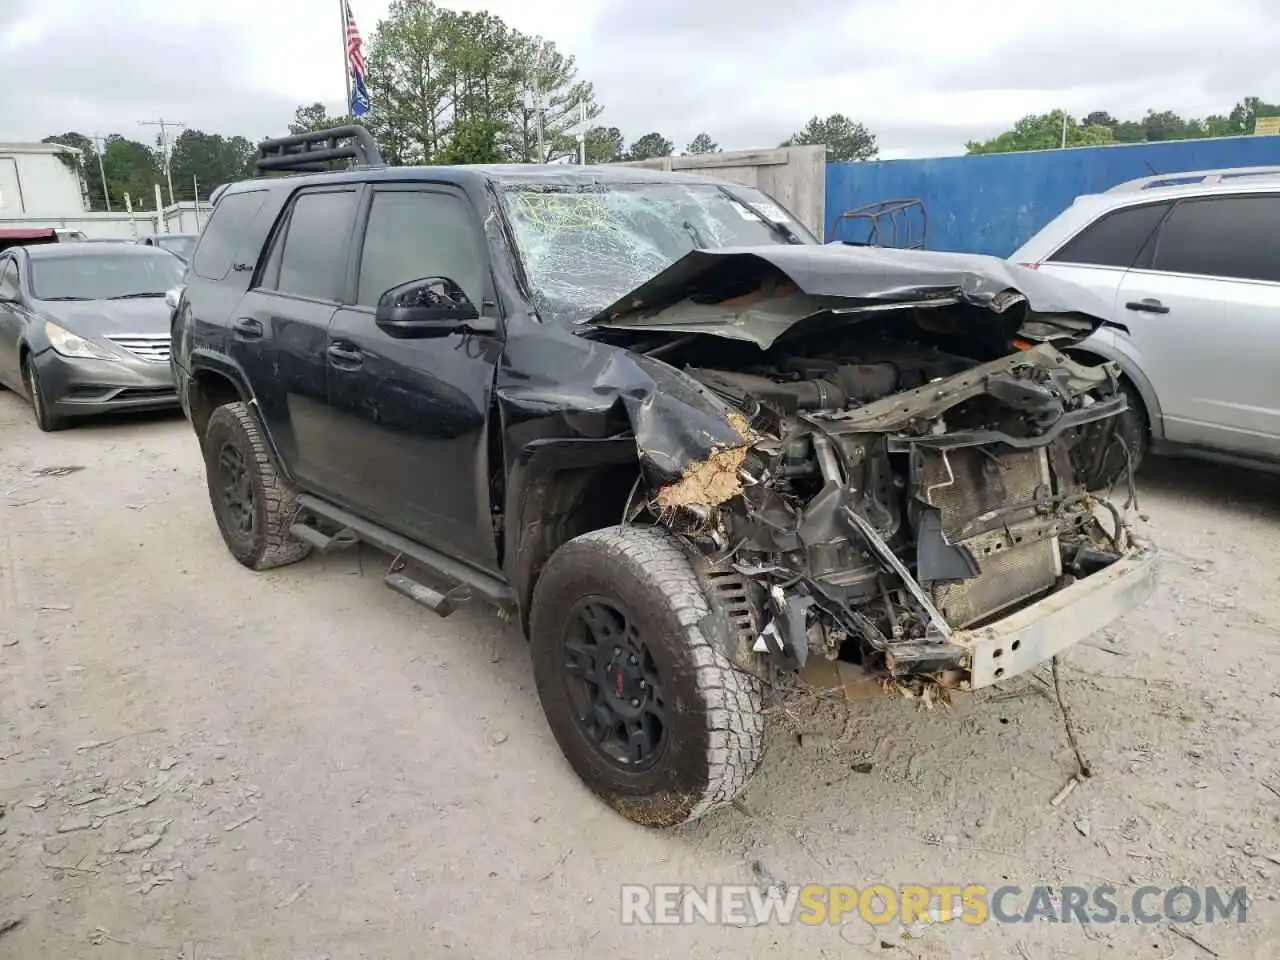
[1,390,1278,959]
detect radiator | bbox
[917,447,1062,628]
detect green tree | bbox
[1228,96,1280,135]
[1082,111,1117,128]
[364,0,462,164]
[361,0,601,165]
[288,102,350,136]
[168,130,256,199]
[626,132,673,161]
[42,132,102,209]
[966,111,1114,154]
[434,116,506,164]
[583,126,624,164]
[782,114,877,162]
[685,132,718,155]
[511,34,602,162]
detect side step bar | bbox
[385,573,473,618]
[288,522,358,553]
[292,494,513,616]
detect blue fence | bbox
[824,135,1280,257]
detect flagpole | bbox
[340,0,353,122]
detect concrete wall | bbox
[825,134,1280,257]
[0,145,87,217]
[0,212,162,239]
[612,145,828,240]
[161,202,208,235]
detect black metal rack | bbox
[829,198,927,249]
[252,125,384,177]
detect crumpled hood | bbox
[588,244,1115,348]
[37,297,172,338]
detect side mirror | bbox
[164,288,182,310]
[374,277,495,338]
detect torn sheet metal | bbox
[496,321,751,485]
[589,245,1115,349]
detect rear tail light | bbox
[1016,261,1041,270]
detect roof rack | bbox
[1105,165,1280,193]
[252,125,384,177]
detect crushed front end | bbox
[603,255,1159,695]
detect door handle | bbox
[1124,299,1170,314]
[231,317,264,338]
[327,343,364,367]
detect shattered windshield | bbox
[499,181,815,324]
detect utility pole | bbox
[138,118,184,206]
[91,133,112,212]
[525,47,546,163]
[577,101,587,166]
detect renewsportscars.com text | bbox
[620,883,1248,927]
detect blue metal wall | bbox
[824,135,1280,257]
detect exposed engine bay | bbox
[619,304,1145,696]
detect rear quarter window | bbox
[1152,194,1280,283]
[192,189,270,281]
[1047,201,1171,269]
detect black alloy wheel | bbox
[563,597,668,770]
[217,441,256,538]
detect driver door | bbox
[325,183,503,573]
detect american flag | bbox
[343,0,371,117]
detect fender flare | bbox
[1067,339,1164,441]
[503,436,638,633]
[187,352,294,482]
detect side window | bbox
[0,259,19,300]
[192,189,269,281]
[259,190,358,302]
[355,190,487,308]
[1152,195,1280,283]
[1047,202,1171,268]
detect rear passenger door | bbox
[234,186,360,493]
[1115,193,1280,459]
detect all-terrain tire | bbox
[203,401,312,571]
[529,524,765,828]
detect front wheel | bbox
[203,401,312,571]
[23,357,63,432]
[529,525,765,827]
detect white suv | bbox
[1010,167,1280,474]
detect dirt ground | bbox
[1,392,1278,960]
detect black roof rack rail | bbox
[252,125,384,177]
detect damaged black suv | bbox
[172,128,1157,827]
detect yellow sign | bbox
[1255,115,1280,136]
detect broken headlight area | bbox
[633,336,1142,694]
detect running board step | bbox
[289,522,358,554]
[293,493,513,607]
[385,572,473,617]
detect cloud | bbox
[5,0,1279,160]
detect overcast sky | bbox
[3,0,1278,159]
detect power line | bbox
[138,118,185,206]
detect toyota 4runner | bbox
[171,128,1158,827]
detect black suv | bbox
[172,128,1157,827]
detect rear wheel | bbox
[23,357,63,432]
[529,525,765,827]
[203,401,311,570]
